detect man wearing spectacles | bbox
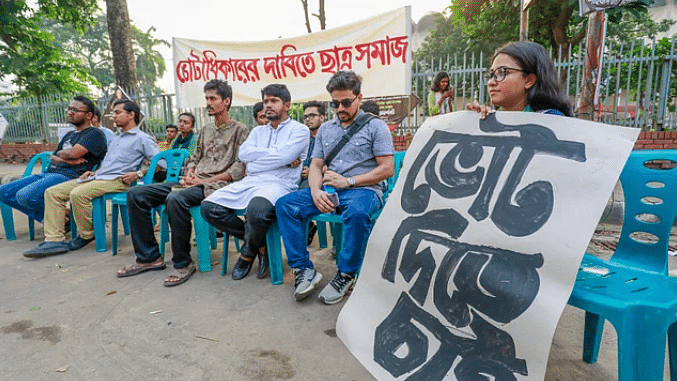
[0,95,107,228]
[276,70,395,305]
[23,99,159,257]
[300,100,326,246]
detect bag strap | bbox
[324,113,375,167]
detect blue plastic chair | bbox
[95,149,190,255]
[310,150,406,254]
[0,152,74,241]
[567,149,677,381]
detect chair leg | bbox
[92,197,107,252]
[28,217,35,241]
[0,202,16,241]
[616,315,667,381]
[266,221,283,285]
[669,322,677,381]
[582,311,605,364]
[222,234,231,276]
[209,225,217,249]
[234,237,241,252]
[120,205,130,235]
[158,208,169,257]
[111,204,119,256]
[317,221,328,248]
[70,209,77,239]
[189,206,212,272]
[331,222,343,259]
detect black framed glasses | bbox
[66,107,87,113]
[303,113,320,120]
[483,67,527,83]
[330,96,358,109]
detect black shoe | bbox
[68,235,94,251]
[257,250,269,279]
[232,256,254,280]
[23,241,70,258]
[307,222,317,246]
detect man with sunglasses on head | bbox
[0,95,107,227]
[276,70,394,305]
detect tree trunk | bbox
[106,0,138,93]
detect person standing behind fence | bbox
[466,41,573,118]
[428,71,454,116]
[0,95,107,224]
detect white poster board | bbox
[0,112,8,143]
[172,7,411,108]
[337,111,639,381]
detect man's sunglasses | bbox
[330,96,358,109]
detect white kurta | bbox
[204,117,310,209]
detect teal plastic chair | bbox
[310,150,406,254]
[104,149,191,256]
[0,152,74,241]
[188,206,283,284]
[568,149,677,381]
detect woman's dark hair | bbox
[493,41,573,116]
[252,102,264,118]
[431,71,450,92]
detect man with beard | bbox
[0,95,107,225]
[117,79,248,287]
[275,71,394,304]
[23,99,159,257]
[201,84,309,281]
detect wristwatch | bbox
[348,177,356,187]
[136,170,144,180]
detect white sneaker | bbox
[293,268,323,301]
[319,272,356,305]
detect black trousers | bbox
[127,182,205,269]
[201,197,276,258]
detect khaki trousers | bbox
[44,178,129,242]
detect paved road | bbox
[0,162,673,380]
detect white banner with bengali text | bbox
[173,7,412,108]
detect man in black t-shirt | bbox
[0,95,107,222]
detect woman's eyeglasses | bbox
[330,96,358,109]
[483,67,526,83]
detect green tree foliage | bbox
[419,0,657,63]
[0,0,99,97]
[42,13,170,95]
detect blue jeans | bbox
[0,173,70,222]
[276,187,380,275]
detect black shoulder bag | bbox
[324,113,375,167]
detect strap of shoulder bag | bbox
[324,113,375,167]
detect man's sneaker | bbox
[23,242,70,258]
[293,268,323,302]
[319,272,356,305]
[68,235,95,251]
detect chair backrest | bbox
[143,149,190,184]
[612,149,677,274]
[383,150,406,201]
[22,152,52,177]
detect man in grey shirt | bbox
[276,70,394,305]
[24,99,159,258]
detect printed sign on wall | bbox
[337,111,639,381]
[173,7,411,108]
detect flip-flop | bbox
[117,260,166,278]
[164,263,196,287]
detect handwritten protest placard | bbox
[337,111,638,381]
